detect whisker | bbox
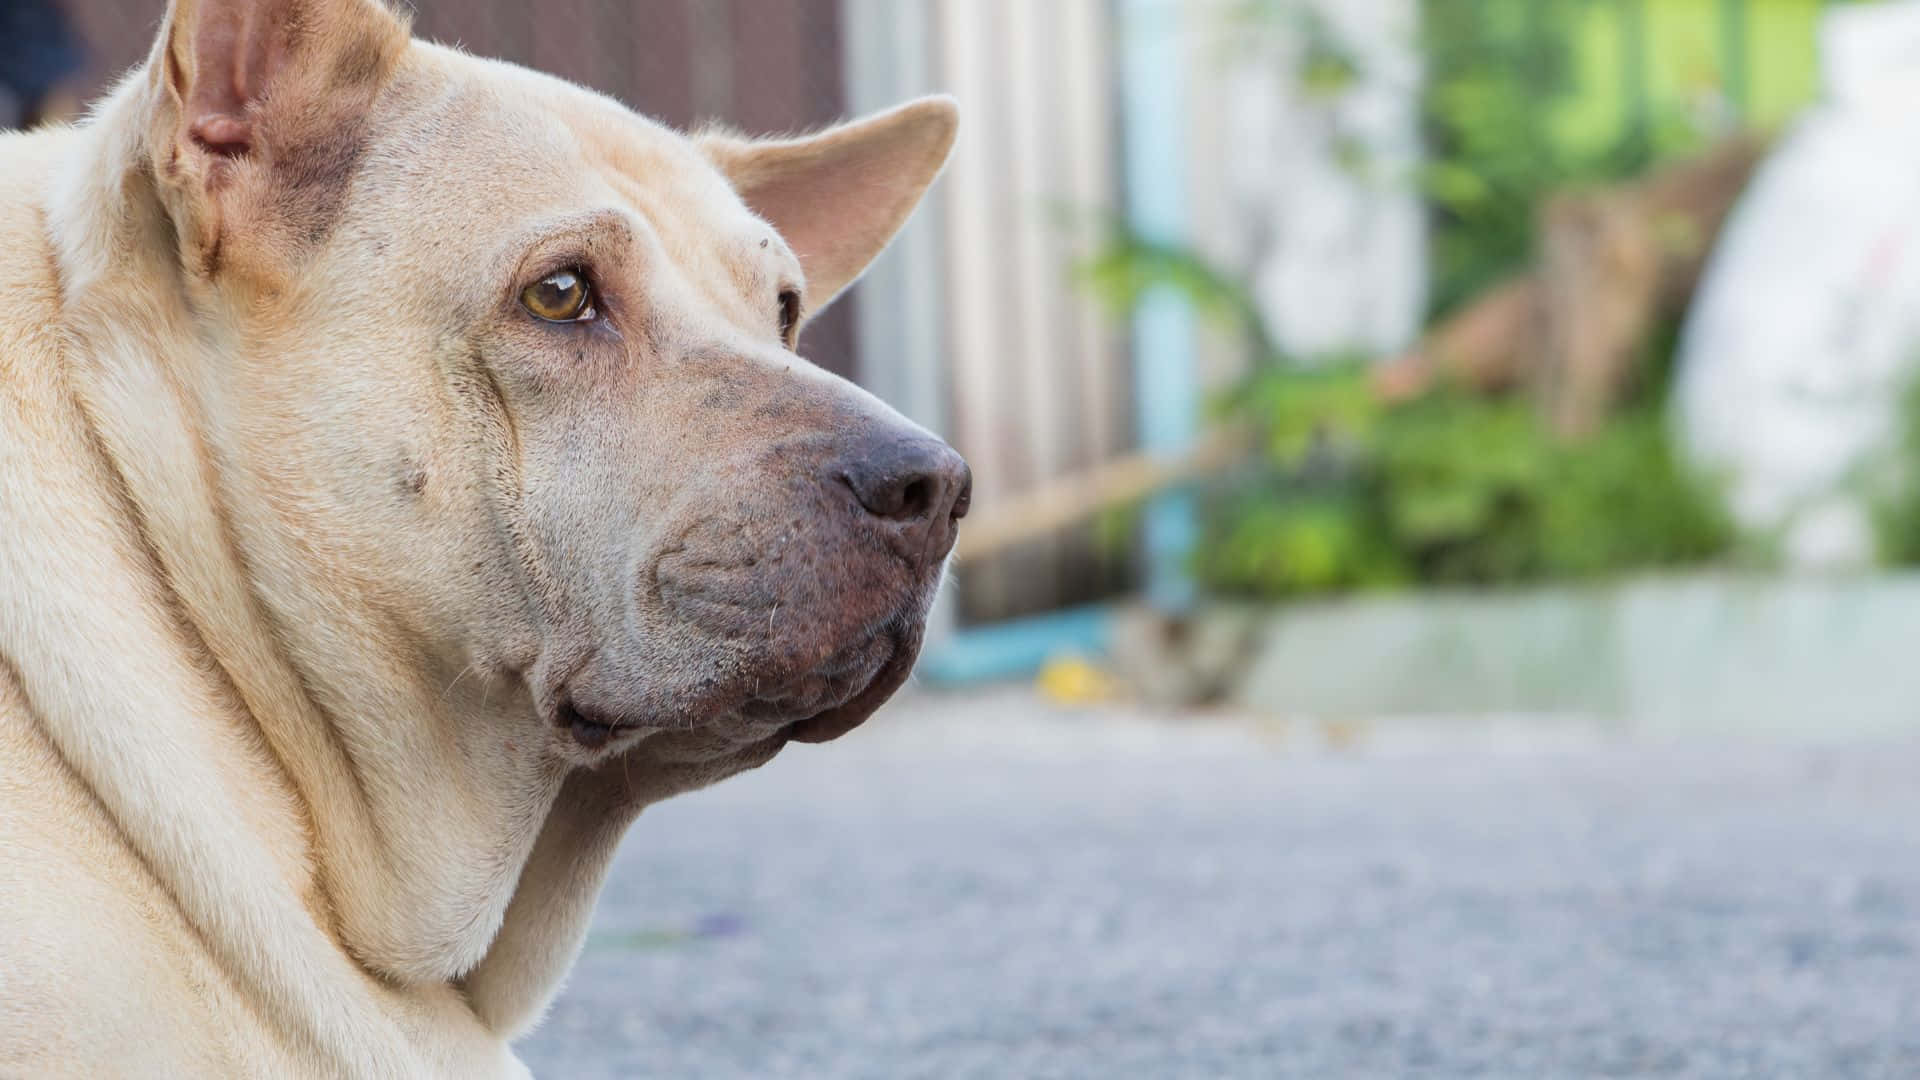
[440,662,482,704]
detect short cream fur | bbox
[0,0,961,1074]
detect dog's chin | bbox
[785,629,921,744]
[555,619,924,757]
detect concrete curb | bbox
[1231,573,1920,737]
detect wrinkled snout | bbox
[608,401,971,750]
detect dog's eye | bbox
[777,289,802,347]
[521,269,595,323]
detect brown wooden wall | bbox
[57,0,860,380]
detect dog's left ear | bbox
[702,96,959,318]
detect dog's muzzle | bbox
[561,428,969,753]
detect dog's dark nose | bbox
[836,435,971,561]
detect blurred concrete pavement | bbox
[520,690,1920,1079]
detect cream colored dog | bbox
[0,0,966,1074]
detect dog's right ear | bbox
[148,0,410,281]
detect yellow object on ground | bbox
[1036,655,1123,706]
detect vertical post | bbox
[1718,0,1749,125]
[1621,0,1650,153]
[1118,0,1201,613]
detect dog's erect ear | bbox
[148,0,410,278]
[702,96,959,318]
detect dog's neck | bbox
[41,74,628,1036]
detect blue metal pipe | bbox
[1119,0,1201,614]
[915,0,1203,688]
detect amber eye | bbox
[521,269,595,323]
[777,289,802,347]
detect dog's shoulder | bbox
[0,662,288,1077]
[0,130,290,1078]
[0,128,74,383]
[0,128,68,280]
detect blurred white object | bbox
[1675,1,1920,569]
[1212,0,1426,362]
[1819,0,1920,105]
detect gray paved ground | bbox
[518,692,1920,1079]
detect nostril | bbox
[951,470,972,521]
[842,469,930,521]
[899,477,933,519]
[840,470,907,519]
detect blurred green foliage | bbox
[1072,212,1740,595]
[1200,369,1733,597]
[1071,0,1783,599]
[1423,0,1649,316]
[1073,227,1736,601]
[1076,224,1280,363]
[1424,0,1832,315]
[1870,376,1920,566]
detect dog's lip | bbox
[557,700,619,750]
[738,631,895,718]
[555,631,902,750]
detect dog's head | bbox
[144,0,964,768]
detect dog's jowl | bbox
[0,0,962,1074]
